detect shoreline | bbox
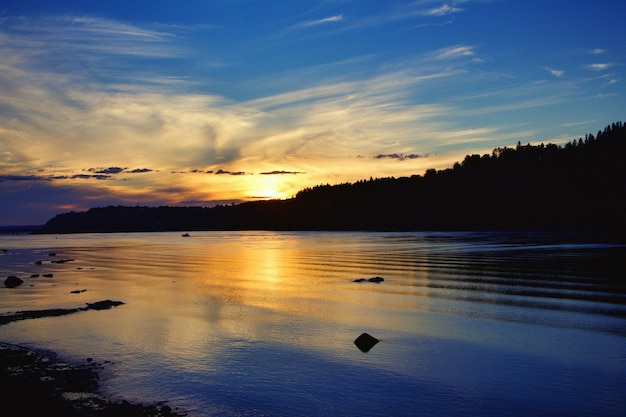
[0,341,188,417]
[1,303,189,416]
[1,244,189,416]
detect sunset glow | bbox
[1,1,624,225]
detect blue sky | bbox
[1,0,625,225]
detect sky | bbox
[1,0,625,225]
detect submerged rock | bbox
[4,275,24,288]
[354,332,380,352]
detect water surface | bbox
[1,231,625,416]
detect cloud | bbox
[375,153,429,161]
[86,167,154,174]
[260,170,305,175]
[294,14,344,28]
[91,167,126,174]
[0,172,115,181]
[25,15,179,58]
[296,1,471,33]
[432,45,475,60]
[545,67,564,77]
[426,4,464,16]
[0,174,50,182]
[215,169,247,175]
[173,169,214,174]
[586,63,613,71]
[51,174,113,180]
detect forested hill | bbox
[40,122,626,234]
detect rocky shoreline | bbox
[0,302,189,416]
[2,249,189,416]
[0,341,188,417]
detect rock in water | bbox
[86,300,125,310]
[4,276,24,288]
[354,332,379,352]
[352,276,385,283]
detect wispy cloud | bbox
[0,175,50,182]
[0,15,180,59]
[300,1,472,33]
[426,4,464,16]
[90,167,125,174]
[260,170,305,175]
[545,67,564,77]
[215,169,247,176]
[432,45,475,60]
[586,63,613,71]
[375,153,429,161]
[293,14,344,28]
[52,174,113,181]
[86,167,154,175]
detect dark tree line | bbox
[39,121,626,234]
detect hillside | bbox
[39,121,626,233]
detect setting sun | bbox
[249,175,290,200]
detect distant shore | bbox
[0,225,43,235]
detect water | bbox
[1,231,625,416]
